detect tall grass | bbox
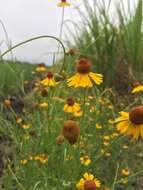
[67,0,143,85]
[0,60,35,96]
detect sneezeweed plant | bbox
[57,0,70,7]
[62,119,80,144]
[132,81,143,93]
[80,155,91,166]
[35,63,47,73]
[121,168,130,176]
[76,173,101,190]
[63,97,81,113]
[115,106,143,140]
[67,58,103,88]
[40,71,59,87]
[1,1,143,190]
[38,102,48,109]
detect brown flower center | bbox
[129,106,143,125]
[133,81,140,87]
[38,63,45,67]
[66,48,76,56]
[62,120,80,145]
[67,98,75,106]
[76,58,91,74]
[62,0,66,2]
[41,89,48,97]
[84,180,96,190]
[46,72,53,79]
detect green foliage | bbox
[68,0,143,85]
[0,61,35,96]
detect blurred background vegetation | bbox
[0,0,143,96]
[66,0,143,92]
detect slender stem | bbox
[59,7,65,41]
[8,164,26,190]
[112,163,120,190]
[0,35,66,74]
[0,19,13,59]
[56,7,65,67]
[115,168,143,185]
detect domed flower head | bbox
[132,81,143,93]
[67,58,103,88]
[115,106,143,140]
[35,63,46,72]
[63,98,81,113]
[62,120,80,144]
[41,72,58,87]
[57,0,70,7]
[76,173,101,190]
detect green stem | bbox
[8,164,26,190]
[115,168,143,185]
[112,163,120,190]
[59,7,65,41]
[56,7,65,70]
[0,35,66,74]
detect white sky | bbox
[0,0,137,65]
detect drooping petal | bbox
[116,120,129,133]
[89,72,103,85]
[132,85,143,93]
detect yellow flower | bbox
[96,123,102,129]
[110,133,118,139]
[105,152,111,157]
[98,97,105,105]
[41,72,58,87]
[132,85,143,93]
[39,102,48,109]
[20,159,28,165]
[80,156,91,166]
[57,0,70,7]
[132,81,143,93]
[120,178,128,184]
[67,58,103,88]
[101,149,105,154]
[115,106,143,140]
[63,98,81,113]
[4,99,11,108]
[34,154,48,164]
[121,168,130,176]
[108,104,113,109]
[88,96,94,100]
[74,110,83,117]
[22,124,31,129]
[122,145,129,149]
[35,63,46,72]
[103,136,110,146]
[76,173,101,190]
[29,156,34,160]
[16,117,22,124]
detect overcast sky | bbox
[0,0,137,65]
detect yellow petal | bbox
[140,126,143,138]
[132,85,143,93]
[89,72,103,85]
[116,120,129,133]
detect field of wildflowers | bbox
[0,0,143,190]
